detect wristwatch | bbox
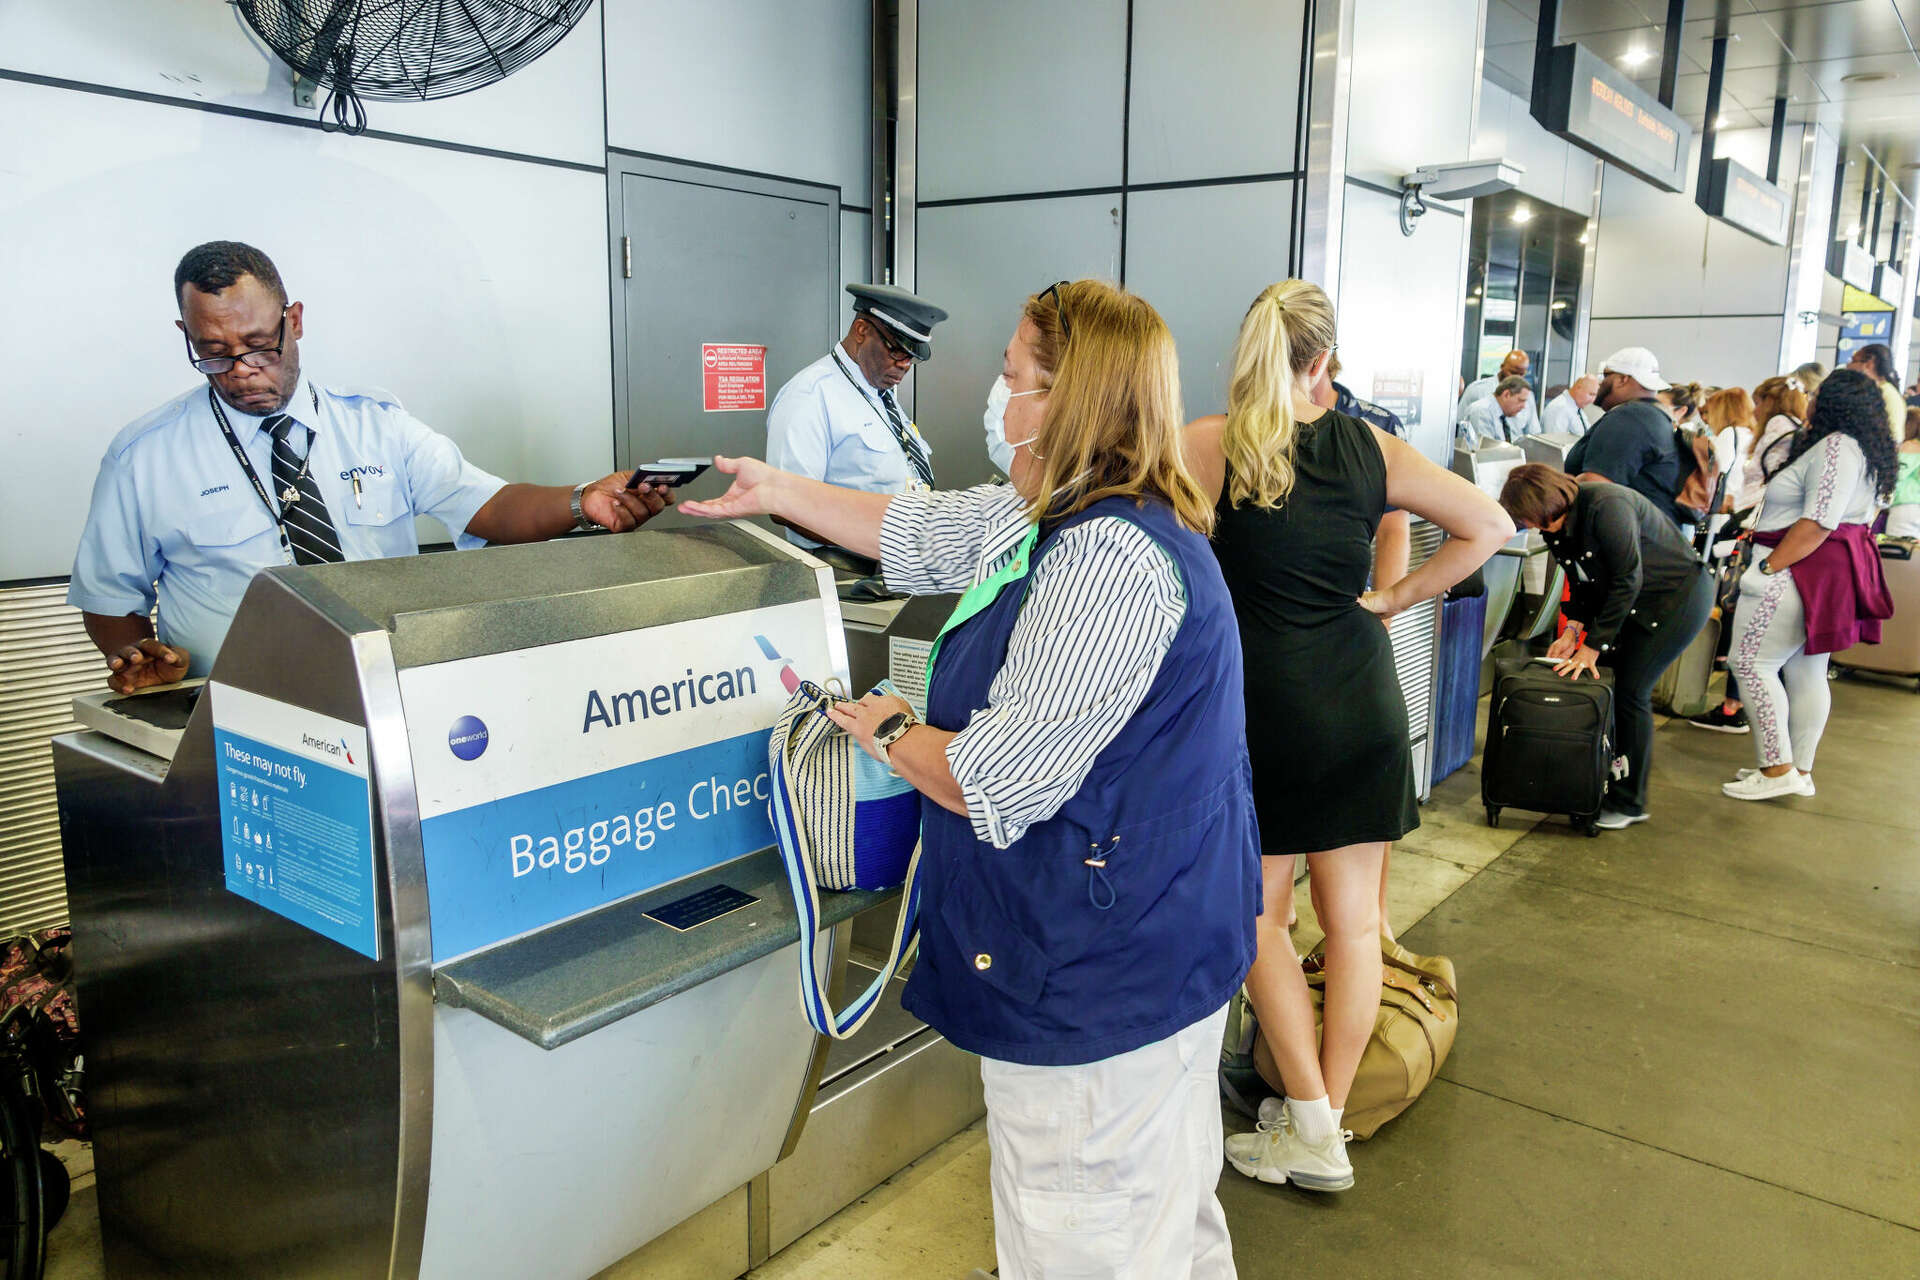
[1760,558,1780,576]
[872,709,918,763]
[569,482,597,533]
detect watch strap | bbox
[569,482,595,532]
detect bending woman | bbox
[1722,369,1897,801]
[1184,281,1510,1192]
[1500,466,1716,826]
[685,280,1259,1279]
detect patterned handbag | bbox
[768,678,923,1039]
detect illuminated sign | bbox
[1828,240,1875,292]
[1873,265,1905,309]
[1532,43,1691,192]
[1700,157,1789,245]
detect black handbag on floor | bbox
[1482,657,1614,836]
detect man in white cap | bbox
[765,283,948,569]
[1566,347,1687,524]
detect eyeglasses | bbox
[862,318,924,365]
[1042,280,1072,344]
[184,310,289,375]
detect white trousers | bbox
[1886,504,1920,539]
[981,1004,1235,1280]
[1728,561,1832,771]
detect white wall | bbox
[1473,80,1602,216]
[1588,126,1814,390]
[1334,0,1485,462]
[0,0,871,582]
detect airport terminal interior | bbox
[1,1,1917,1278]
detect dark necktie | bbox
[265,415,344,565]
[878,389,935,488]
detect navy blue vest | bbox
[902,495,1261,1066]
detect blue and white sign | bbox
[398,597,843,963]
[210,683,380,960]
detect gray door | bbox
[612,157,839,511]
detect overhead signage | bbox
[1700,157,1789,246]
[1829,239,1876,292]
[1532,42,1691,193]
[701,343,767,412]
[210,683,380,960]
[1841,284,1894,314]
[397,598,843,963]
[1873,265,1905,310]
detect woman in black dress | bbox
[1186,280,1510,1190]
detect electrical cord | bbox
[317,42,367,135]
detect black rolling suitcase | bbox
[1482,657,1614,837]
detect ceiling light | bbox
[1620,46,1652,68]
[1551,300,1569,311]
[1714,114,1730,129]
[1578,230,1591,244]
[1841,71,1891,84]
[1846,223,1861,238]
[1512,204,1534,224]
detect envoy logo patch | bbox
[339,464,388,481]
[448,715,490,761]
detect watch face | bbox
[876,712,908,739]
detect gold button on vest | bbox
[974,954,992,971]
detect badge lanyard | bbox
[925,524,1040,689]
[207,385,323,568]
[831,349,932,488]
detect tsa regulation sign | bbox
[397,598,842,962]
[210,683,379,960]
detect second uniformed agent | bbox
[765,283,948,555]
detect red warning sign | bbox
[701,343,767,412]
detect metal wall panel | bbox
[1127,0,1308,186]
[914,197,1123,490]
[917,0,1128,201]
[0,585,96,933]
[1123,181,1298,417]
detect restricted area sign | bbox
[701,343,767,412]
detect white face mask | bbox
[984,374,1045,475]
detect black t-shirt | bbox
[1566,399,1683,522]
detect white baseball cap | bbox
[1599,347,1670,392]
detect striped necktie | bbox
[878,389,935,488]
[265,414,345,565]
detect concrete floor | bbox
[42,676,1920,1278]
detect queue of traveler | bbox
[1474,343,1902,823]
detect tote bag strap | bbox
[768,693,923,1040]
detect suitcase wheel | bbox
[1485,806,1501,829]
[1582,819,1601,838]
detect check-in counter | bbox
[54,523,978,1280]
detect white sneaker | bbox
[1722,769,1813,801]
[1735,767,1815,797]
[1225,1100,1354,1191]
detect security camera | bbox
[1397,160,1526,235]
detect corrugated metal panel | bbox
[0,582,97,933]
[1398,519,1449,802]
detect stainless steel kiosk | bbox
[54,524,977,1279]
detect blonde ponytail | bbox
[1222,280,1338,509]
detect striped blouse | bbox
[878,484,1187,849]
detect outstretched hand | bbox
[106,638,190,694]
[678,455,782,521]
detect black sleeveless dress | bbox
[1211,409,1420,855]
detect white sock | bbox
[1287,1095,1336,1143]
[1332,1106,1344,1132]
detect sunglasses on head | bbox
[1041,280,1072,344]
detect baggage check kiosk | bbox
[54,524,979,1280]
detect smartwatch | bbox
[569,482,597,533]
[873,709,917,762]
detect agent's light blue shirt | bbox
[765,347,933,548]
[1541,390,1587,437]
[1458,395,1540,448]
[68,372,506,676]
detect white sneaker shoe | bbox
[1734,767,1815,797]
[1722,769,1813,801]
[1225,1100,1354,1191]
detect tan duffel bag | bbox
[1251,937,1458,1139]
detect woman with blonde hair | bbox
[686,280,1259,1279]
[1703,386,1756,509]
[1185,281,1511,1191]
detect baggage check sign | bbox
[398,599,841,962]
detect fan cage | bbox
[237,0,595,102]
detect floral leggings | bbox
[1727,560,1831,771]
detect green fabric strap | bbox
[926,524,1040,688]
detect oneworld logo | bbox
[448,715,489,760]
[580,635,793,733]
